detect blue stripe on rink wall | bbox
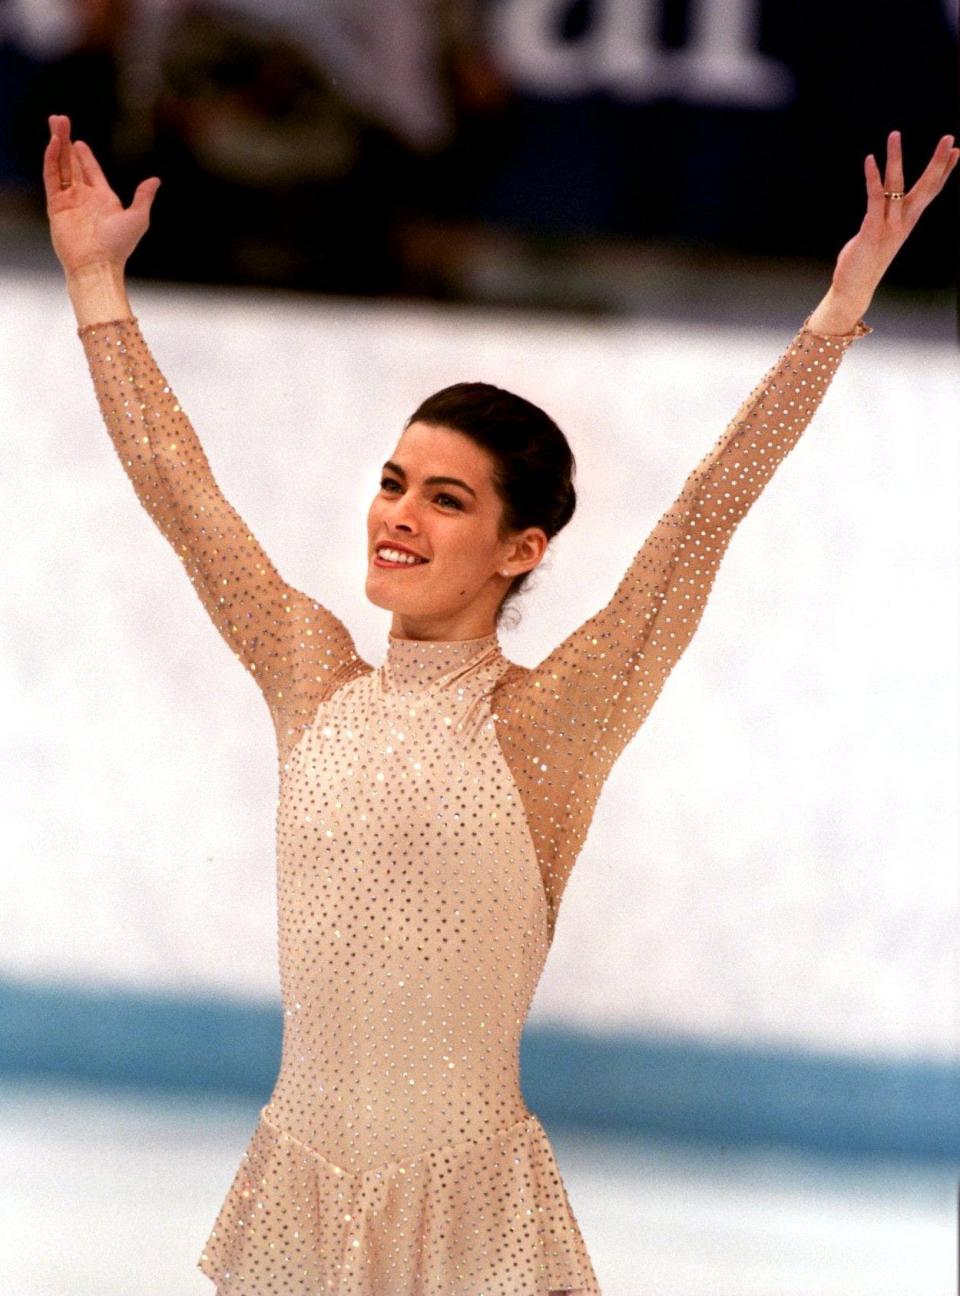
[2,975,957,1162]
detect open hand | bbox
[830,130,958,314]
[44,114,161,274]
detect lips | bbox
[373,546,430,567]
[374,543,429,562]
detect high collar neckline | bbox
[383,630,502,694]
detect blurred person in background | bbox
[41,110,957,1295]
[3,0,506,290]
[64,0,511,293]
[112,4,400,292]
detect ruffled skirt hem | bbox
[197,1105,601,1294]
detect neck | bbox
[389,611,498,642]
[383,625,502,693]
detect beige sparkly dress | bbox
[78,312,870,1296]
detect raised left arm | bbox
[493,318,868,938]
[491,130,957,935]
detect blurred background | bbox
[1,1,959,1294]
[1,0,958,314]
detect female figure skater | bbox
[45,113,956,1296]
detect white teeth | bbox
[377,547,425,564]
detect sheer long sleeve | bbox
[78,316,367,759]
[492,318,872,940]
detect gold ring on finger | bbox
[883,190,904,200]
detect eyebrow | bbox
[381,460,478,500]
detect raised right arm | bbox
[48,117,366,755]
[75,298,364,726]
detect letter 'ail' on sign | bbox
[489,0,794,106]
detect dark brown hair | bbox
[406,383,577,628]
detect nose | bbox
[384,491,420,532]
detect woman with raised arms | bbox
[44,112,957,1296]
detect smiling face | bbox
[365,421,547,641]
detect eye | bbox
[379,478,463,510]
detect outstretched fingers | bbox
[52,121,160,210]
[72,138,108,189]
[42,132,66,198]
[46,133,75,194]
[883,129,905,197]
[129,175,162,218]
[864,131,958,237]
[864,152,885,221]
[51,115,75,186]
[838,128,957,302]
[908,134,959,206]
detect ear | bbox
[510,527,549,573]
